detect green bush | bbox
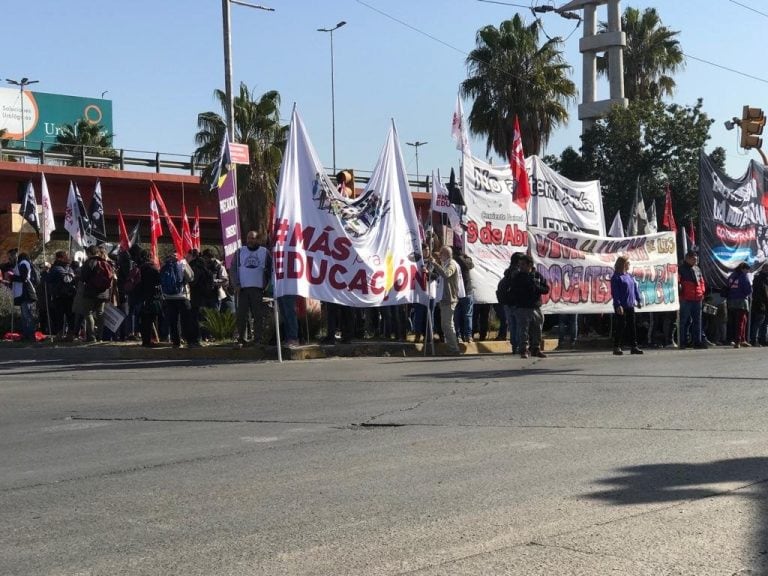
[200,308,237,342]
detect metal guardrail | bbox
[0,141,433,190]
[0,141,202,175]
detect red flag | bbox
[661,183,677,232]
[688,219,696,247]
[181,202,193,255]
[149,186,163,264]
[117,209,131,252]
[151,182,183,259]
[191,206,201,251]
[509,115,531,209]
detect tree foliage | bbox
[194,83,288,235]
[49,119,117,167]
[461,14,576,158]
[597,7,684,101]
[576,99,719,226]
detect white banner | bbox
[273,109,428,307]
[462,153,528,303]
[528,156,606,236]
[529,227,679,314]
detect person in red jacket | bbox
[678,250,708,349]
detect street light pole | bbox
[221,0,274,137]
[6,77,39,149]
[317,21,347,175]
[406,141,428,189]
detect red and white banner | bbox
[273,108,428,307]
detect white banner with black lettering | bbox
[462,153,528,304]
[273,109,428,306]
[529,227,679,314]
[528,156,606,235]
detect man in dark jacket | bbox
[79,246,114,342]
[678,250,708,349]
[47,250,77,341]
[750,265,768,346]
[134,249,162,348]
[511,255,550,359]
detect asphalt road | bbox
[2,347,768,575]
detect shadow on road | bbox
[1,358,247,375]
[586,457,768,570]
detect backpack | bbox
[496,273,516,306]
[191,260,216,298]
[86,259,113,293]
[123,265,142,294]
[56,268,77,298]
[160,260,184,296]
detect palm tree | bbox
[597,7,684,101]
[461,14,576,158]
[49,119,117,167]
[195,83,288,234]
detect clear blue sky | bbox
[5,0,765,181]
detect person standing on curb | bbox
[231,231,271,348]
[725,261,752,348]
[160,251,197,348]
[611,255,644,356]
[510,255,549,359]
[430,246,462,356]
[678,250,708,349]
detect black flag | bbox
[129,220,141,247]
[447,167,464,206]
[19,180,40,235]
[87,180,107,245]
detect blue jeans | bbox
[505,305,519,351]
[679,300,703,346]
[454,294,474,341]
[20,301,36,340]
[278,295,299,341]
[750,311,768,345]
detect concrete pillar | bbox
[607,0,625,101]
[582,3,597,133]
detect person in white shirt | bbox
[231,231,271,348]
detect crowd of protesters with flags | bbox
[7,102,768,356]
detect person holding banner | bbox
[430,246,462,356]
[611,256,644,356]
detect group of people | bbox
[4,229,767,355]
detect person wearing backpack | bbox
[187,249,216,344]
[47,250,77,341]
[2,251,38,341]
[160,251,198,348]
[79,246,114,342]
[231,231,271,348]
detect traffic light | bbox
[741,105,765,149]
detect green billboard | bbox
[0,87,113,147]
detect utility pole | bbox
[406,141,428,190]
[221,0,274,137]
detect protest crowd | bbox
[2,231,764,357]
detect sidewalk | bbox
[0,334,618,362]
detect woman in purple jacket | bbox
[725,262,753,348]
[610,255,643,356]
